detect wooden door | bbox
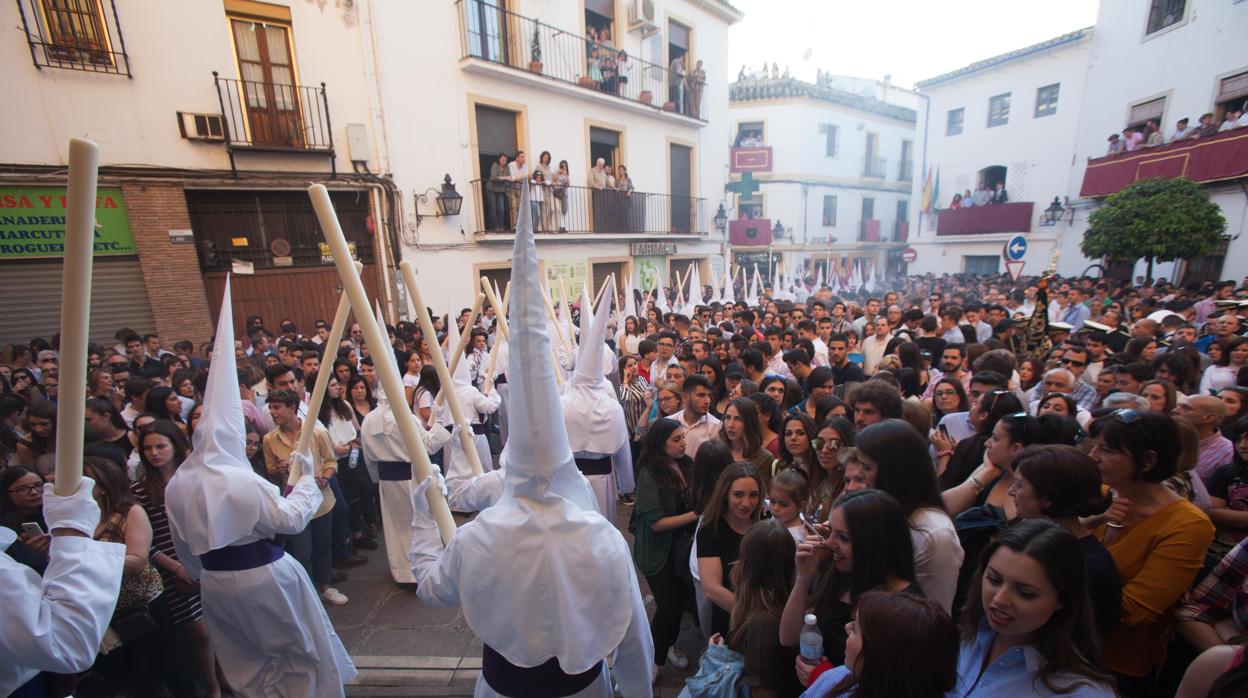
[232,19,302,147]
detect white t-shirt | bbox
[910,507,964,614]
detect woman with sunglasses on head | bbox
[1088,409,1214,694]
[1008,445,1121,641]
[781,489,920,686]
[853,419,964,613]
[950,520,1116,697]
[800,590,958,698]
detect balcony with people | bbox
[931,165,1035,236]
[455,0,706,123]
[1081,100,1248,197]
[467,178,707,240]
[731,122,772,173]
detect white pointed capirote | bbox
[655,272,670,315]
[723,257,736,305]
[622,275,637,320]
[687,263,705,311]
[747,263,760,306]
[408,178,652,694]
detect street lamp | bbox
[1041,196,1072,227]
[416,174,463,227]
[772,219,785,240]
[714,203,728,237]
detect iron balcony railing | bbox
[17,0,131,76]
[213,72,334,153]
[469,179,707,236]
[862,155,887,179]
[456,0,706,121]
[899,160,914,182]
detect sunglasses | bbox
[812,437,842,451]
[1059,358,1087,367]
[1109,408,1142,424]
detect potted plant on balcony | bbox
[529,26,542,73]
[638,89,653,104]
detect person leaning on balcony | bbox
[1144,119,1164,146]
[507,150,529,225]
[615,51,632,98]
[669,54,686,114]
[589,158,607,190]
[1106,133,1124,155]
[687,60,706,120]
[1170,117,1192,142]
[487,153,510,233]
[990,183,1008,205]
[554,160,570,233]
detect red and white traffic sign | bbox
[901,247,918,263]
[1005,260,1026,281]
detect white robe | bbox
[410,499,653,698]
[445,385,502,490]
[0,530,125,695]
[168,474,357,697]
[361,407,452,584]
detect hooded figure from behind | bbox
[408,182,654,697]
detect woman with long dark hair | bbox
[0,465,49,571]
[802,590,958,698]
[952,520,1115,696]
[85,397,133,462]
[134,421,221,697]
[316,372,376,553]
[776,412,817,476]
[926,376,970,426]
[81,455,197,698]
[937,389,1024,490]
[16,399,56,476]
[346,374,376,426]
[1010,445,1121,641]
[1202,337,1248,395]
[854,419,963,613]
[715,518,801,698]
[699,356,729,418]
[698,463,766,639]
[1088,410,1214,691]
[720,397,775,487]
[629,418,698,676]
[781,489,919,679]
[144,386,187,434]
[807,417,855,524]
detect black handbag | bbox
[109,602,158,645]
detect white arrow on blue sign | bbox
[1004,235,1028,261]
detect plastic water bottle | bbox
[348,448,360,469]
[799,613,823,662]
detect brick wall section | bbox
[122,182,215,348]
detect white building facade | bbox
[912,0,1248,284]
[1059,0,1248,284]
[726,74,917,283]
[908,28,1092,278]
[370,0,742,314]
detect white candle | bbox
[54,138,99,496]
[436,289,485,406]
[291,262,361,481]
[308,185,456,544]
[401,261,484,477]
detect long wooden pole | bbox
[592,272,614,310]
[558,278,576,348]
[435,290,484,407]
[309,185,456,544]
[54,138,99,495]
[401,262,485,477]
[480,278,510,395]
[542,283,571,353]
[292,263,362,481]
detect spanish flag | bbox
[921,165,934,213]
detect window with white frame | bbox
[1035,84,1060,117]
[1146,0,1186,35]
[947,108,964,136]
[822,195,837,226]
[987,93,1011,127]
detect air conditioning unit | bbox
[627,0,659,36]
[177,112,225,142]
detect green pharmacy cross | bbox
[725,172,760,199]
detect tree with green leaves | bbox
[1081,177,1226,282]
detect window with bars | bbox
[1146,0,1186,35]
[18,0,130,75]
[947,108,964,136]
[987,93,1011,127]
[822,195,837,227]
[1035,83,1060,117]
[820,123,839,157]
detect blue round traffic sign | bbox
[1004,235,1027,261]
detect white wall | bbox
[1058,0,1248,279]
[370,0,736,313]
[728,94,915,272]
[906,31,1090,277]
[3,1,378,174]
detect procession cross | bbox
[725,171,760,199]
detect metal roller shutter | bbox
[0,258,157,346]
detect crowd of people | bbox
[1107,103,1248,155]
[5,265,1248,697]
